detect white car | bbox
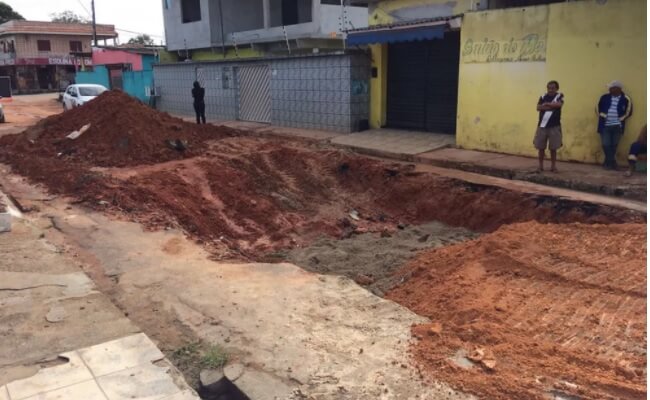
[62,84,107,110]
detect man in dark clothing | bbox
[597,80,632,169]
[192,81,206,124]
[534,80,564,172]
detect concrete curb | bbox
[412,155,647,202]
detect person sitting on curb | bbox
[625,124,646,177]
[597,80,633,170]
[534,80,564,173]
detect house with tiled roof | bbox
[0,20,118,93]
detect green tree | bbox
[50,10,89,24]
[0,2,25,24]
[128,34,155,46]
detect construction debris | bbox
[66,123,91,140]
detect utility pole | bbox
[91,0,97,47]
[217,0,226,58]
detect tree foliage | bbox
[0,2,25,24]
[50,10,89,24]
[128,34,155,46]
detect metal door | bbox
[238,65,271,123]
[386,31,460,134]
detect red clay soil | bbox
[0,90,239,167]
[0,123,646,258]
[0,93,644,257]
[386,221,647,400]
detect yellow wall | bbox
[369,0,467,26]
[191,47,263,61]
[457,0,647,163]
[369,44,388,128]
[158,47,263,63]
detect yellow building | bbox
[349,0,646,164]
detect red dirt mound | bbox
[0,90,237,167]
[386,221,647,400]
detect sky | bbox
[4,0,165,44]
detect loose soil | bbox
[0,95,643,258]
[287,221,478,296]
[0,90,240,167]
[386,221,647,400]
[0,91,647,399]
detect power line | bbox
[115,28,164,38]
[76,0,91,18]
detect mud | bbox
[287,221,478,296]
[386,221,647,400]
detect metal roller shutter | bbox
[386,31,460,134]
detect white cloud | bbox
[3,0,165,44]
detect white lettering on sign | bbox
[48,56,72,65]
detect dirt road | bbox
[0,94,61,137]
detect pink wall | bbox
[92,48,143,71]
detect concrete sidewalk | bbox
[0,186,199,399]
[416,148,647,201]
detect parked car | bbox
[62,84,108,110]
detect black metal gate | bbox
[386,31,460,134]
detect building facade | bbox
[76,45,161,103]
[0,21,118,94]
[162,0,368,61]
[154,52,369,132]
[347,0,646,164]
[155,1,371,132]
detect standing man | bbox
[597,80,632,169]
[192,81,206,124]
[534,80,564,172]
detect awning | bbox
[347,25,444,46]
[346,15,461,46]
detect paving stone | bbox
[97,363,181,400]
[77,333,164,377]
[22,380,106,400]
[160,390,201,400]
[7,352,93,400]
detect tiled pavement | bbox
[1,334,199,400]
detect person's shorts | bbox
[534,125,563,151]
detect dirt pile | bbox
[0,90,237,167]
[386,221,647,400]
[0,128,645,258]
[71,139,643,258]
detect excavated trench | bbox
[0,92,645,399]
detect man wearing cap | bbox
[597,80,633,169]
